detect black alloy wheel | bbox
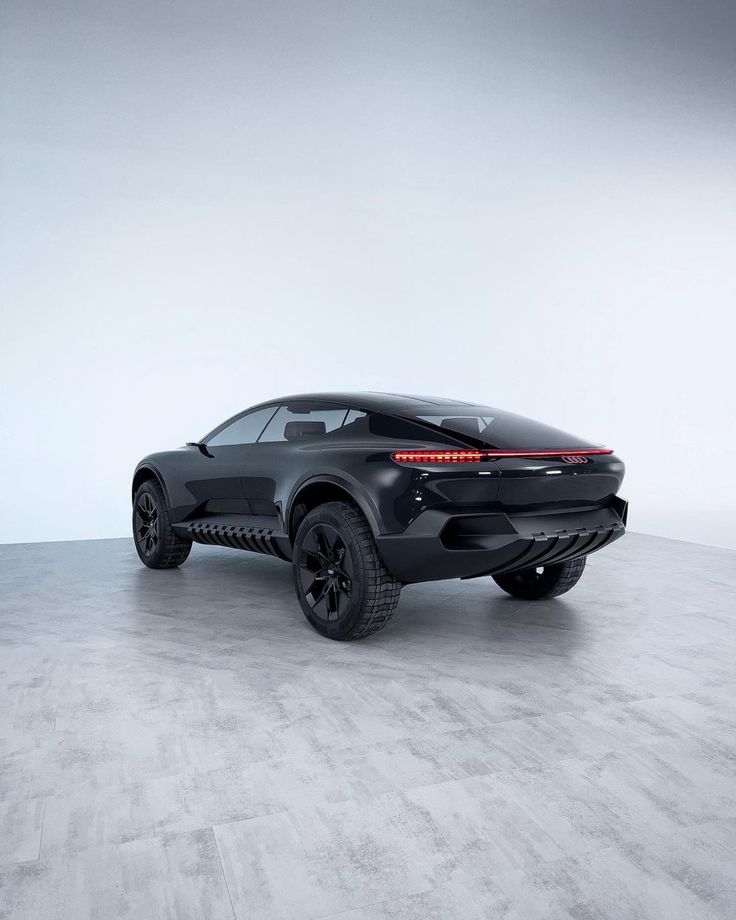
[135,490,160,557]
[293,501,401,640]
[132,479,192,569]
[297,522,354,621]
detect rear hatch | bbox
[491,454,624,512]
[410,405,625,512]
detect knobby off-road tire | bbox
[493,556,586,600]
[293,501,401,640]
[133,479,192,569]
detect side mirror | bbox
[186,441,214,458]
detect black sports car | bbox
[132,393,627,640]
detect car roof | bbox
[257,392,482,413]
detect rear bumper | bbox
[376,497,627,583]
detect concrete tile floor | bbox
[0,533,735,919]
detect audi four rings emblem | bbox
[561,455,588,464]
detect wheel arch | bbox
[287,475,381,544]
[131,464,171,507]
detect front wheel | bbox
[293,501,401,640]
[133,479,192,569]
[493,556,586,600]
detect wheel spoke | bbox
[321,527,338,560]
[306,575,328,607]
[327,582,340,618]
[298,522,353,622]
[313,527,331,564]
[299,565,318,594]
[310,583,329,616]
[301,529,323,563]
[301,551,322,573]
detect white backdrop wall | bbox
[1,1,735,548]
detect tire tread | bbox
[133,479,192,569]
[493,556,586,600]
[545,556,586,597]
[294,501,401,640]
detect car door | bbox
[187,405,279,519]
[243,402,351,519]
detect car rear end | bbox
[373,407,627,583]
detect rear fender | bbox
[287,473,383,540]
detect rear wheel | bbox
[293,501,401,640]
[133,479,191,569]
[493,556,586,600]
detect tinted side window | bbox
[368,413,456,442]
[337,412,458,443]
[258,404,349,443]
[207,407,277,447]
[416,414,494,438]
[411,408,590,449]
[343,409,367,425]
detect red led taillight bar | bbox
[392,450,485,463]
[391,448,613,464]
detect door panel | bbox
[184,401,352,527]
[184,445,281,521]
[183,405,281,521]
[187,445,254,515]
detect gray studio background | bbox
[1,0,734,547]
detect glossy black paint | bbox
[133,392,627,583]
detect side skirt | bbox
[175,520,291,561]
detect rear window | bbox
[413,407,595,450]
